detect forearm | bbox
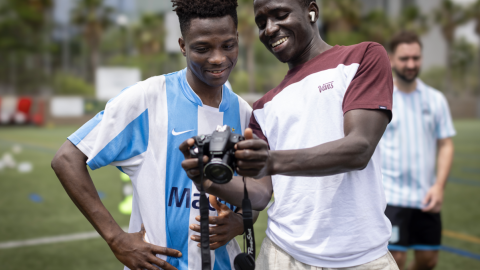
[52,141,124,244]
[270,136,372,177]
[207,176,272,211]
[435,138,454,188]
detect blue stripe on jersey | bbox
[213,243,233,270]
[87,109,149,170]
[219,85,231,112]
[68,111,104,145]
[165,71,198,269]
[222,89,241,136]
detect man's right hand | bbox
[109,224,182,270]
[235,128,271,179]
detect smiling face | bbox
[390,42,422,83]
[179,15,238,89]
[254,0,315,64]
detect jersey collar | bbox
[179,68,230,112]
[393,78,425,93]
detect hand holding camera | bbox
[179,127,270,186]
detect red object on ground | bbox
[14,97,32,124]
[32,99,45,126]
[17,97,32,115]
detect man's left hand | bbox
[189,195,243,250]
[422,184,444,213]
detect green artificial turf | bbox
[0,120,479,269]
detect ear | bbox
[178,37,186,57]
[308,2,319,23]
[236,31,239,42]
[389,53,394,68]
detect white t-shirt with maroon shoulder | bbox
[249,42,394,268]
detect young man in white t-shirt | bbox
[180,0,398,269]
[51,1,255,269]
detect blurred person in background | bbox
[181,0,399,269]
[381,31,456,270]
[51,0,257,269]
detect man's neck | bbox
[394,77,417,94]
[186,69,223,108]
[288,35,333,69]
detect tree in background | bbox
[433,0,469,94]
[0,0,53,94]
[471,0,480,93]
[397,5,429,35]
[238,0,257,93]
[134,13,165,56]
[451,38,476,96]
[359,9,394,46]
[321,0,363,45]
[71,0,114,83]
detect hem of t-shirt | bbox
[67,136,98,171]
[437,131,456,140]
[266,231,389,268]
[67,134,81,146]
[387,202,424,210]
[343,104,392,122]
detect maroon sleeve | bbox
[248,112,269,148]
[342,43,393,121]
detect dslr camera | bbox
[190,125,244,184]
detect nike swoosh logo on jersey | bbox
[172,129,194,136]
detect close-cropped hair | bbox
[389,31,423,53]
[302,0,317,7]
[172,0,238,36]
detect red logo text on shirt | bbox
[319,81,334,93]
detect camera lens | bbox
[205,158,233,184]
[210,165,228,180]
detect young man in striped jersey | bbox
[51,1,255,269]
[381,32,456,270]
[181,0,400,269]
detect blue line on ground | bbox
[29,193,43,203]
[454,154,480,160]
[97,191,106,199]
[441,245,480,261]
[463,168,480,174]
[0,139,57,154]
[448,177,480,188]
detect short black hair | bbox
[302,0,317,7]
[172,0,238,36]
[389,31,423,53]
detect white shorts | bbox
[256,236,399,270]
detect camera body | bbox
[190,125,244,184]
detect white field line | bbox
[0,227,128,249]
[0,202,275,250]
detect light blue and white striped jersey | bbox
[380,79,456,209]
[68,68,252,270]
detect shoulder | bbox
[328,42,387,63]
[106,75,169,112]
[252,89,278,111]
[419,80,447,101]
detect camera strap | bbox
[198,145,212,270]
[242,177,256,258]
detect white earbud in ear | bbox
[310,11,315,22]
